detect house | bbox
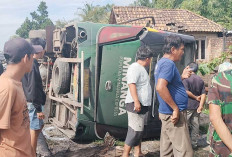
[109,6,226,62]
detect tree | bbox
[77,3,114,23]
[16,17,33,38]
[180,0,232,29]
[16,1,53,38]
[10,35,20,39]
[180,0,202,14]
[132,0,155,8]
[206,0,232,29]
[155,0,178,8]
[132,0,185,8]
[55,19,70,28]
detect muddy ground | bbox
[37,114,210,157]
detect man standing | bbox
[22,38,46,154]
[155,35,193,157]
[122,45,153,157]
[182,62,206,148]
[208,66,232,156]
[0,38,35,157]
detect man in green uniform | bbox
[208,68,232,156]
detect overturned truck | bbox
[35,22,196,141]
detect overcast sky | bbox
[0,0,135,51]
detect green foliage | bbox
[93,140,104,145]
[75,0,232,29]
[202,108,209,115]
[131,0,155,7]
[77,3,114,23]
[198,63,211,76]
[115,140,125,146]
[16,1,53,38]
[132,0,184,8]
[10,35,20,39]
[229,45,232,50]
[55,19,70,28]
[181,0,232,29]
[180,0,202,14]
[93,139,124,146]
[16,17,33,38]
[198,52,230,76]
[30,1,53,29]
[155,0,178,9]
[207,0,232,29]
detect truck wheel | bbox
[52,59,70,94]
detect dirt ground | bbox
[37,113,210,157]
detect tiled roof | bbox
[110,6,224,32]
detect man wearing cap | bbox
[22,38,46,155]
[0,37,35,157]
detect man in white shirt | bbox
[122,45,153,157]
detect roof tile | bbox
[110,6,224,32]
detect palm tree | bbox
[77,3,113,23]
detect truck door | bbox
[97,40,140,128]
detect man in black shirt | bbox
[182,62,206,149]
[22,38,46,154]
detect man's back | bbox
[183,74,205,109]
[22,59,46,112]
[0,76,33,157]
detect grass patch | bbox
[202,109,209,115]
[93,139,125,147]
[115,140,124,146]
[93,140,104,145]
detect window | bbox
[195,39,206,59]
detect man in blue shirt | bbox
[155,35,193,157]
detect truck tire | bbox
[52,59,70,94]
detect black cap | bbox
[4,37,36,63]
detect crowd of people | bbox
[122,35,232,157]
[0,35,232,157]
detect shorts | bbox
[125,102,148,147]
[27,103,44,130]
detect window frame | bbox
[195,37,206,60]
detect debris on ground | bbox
[37,113,210,157]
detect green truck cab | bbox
[40,22,195,140]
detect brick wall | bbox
[184,34,232,88]
[208,38,224,60]
[197,37,232,87]
[185,32,224,62]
